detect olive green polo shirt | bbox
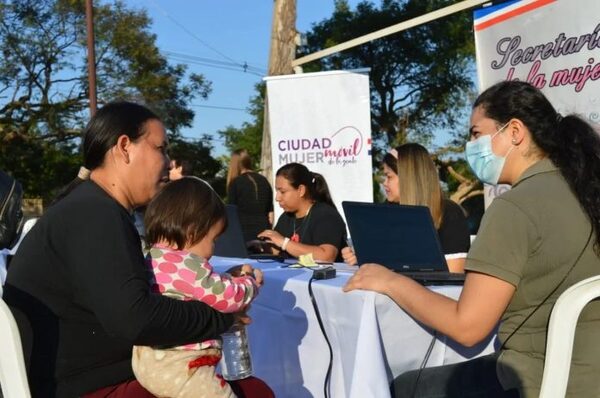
[466,158,600,398]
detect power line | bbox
[165,54,264,77]
[147,0,257,74]
[165,50,267,74]
[190,103,248,112]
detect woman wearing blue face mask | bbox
[344,80,600,398]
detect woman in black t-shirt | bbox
[342,143,470,272]
[3,103,248,397]
[258,163,346,262]
[226,149,274,243]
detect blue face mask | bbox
[465,122,511,185]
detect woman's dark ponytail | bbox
[311,172,335,207]
[475,81,600,253]
[547,115,600,252]
[276,163,336,207]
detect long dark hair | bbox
[276,163,335,207]
[53,102,159,202]
[474,81,600,253]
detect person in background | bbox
[169,158,192,181]
[344,81,600,397]
[258,162,346,263]
[342,143,471,272]
[226,149,273,244]
[133,157,191,245]
[132,177,268,398]
[3,102,236,397]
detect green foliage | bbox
[0,0,215,199]
[299,0,475,147]
[168,137,226,196]
[218,83,265,169]
[0,133,81,202]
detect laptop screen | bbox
[342,201,448,272]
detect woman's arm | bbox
[281,239,338,262]
[69,207,233,346]
[268,211,274,226]
[446,257,466,273]
[257,229,338,262]
[190,261,260,313]
[344,264,515,346]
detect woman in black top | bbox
[226,149,274,243]
[3,103,243,397]
[342,143,470,272]
[258,163,346,263]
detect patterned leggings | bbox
[132,346,235,398]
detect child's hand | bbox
[241,264,264,286]
[253,269,264,286]
[240,264,253,275]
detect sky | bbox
[128,0,371,157]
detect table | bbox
[211,257,496,398]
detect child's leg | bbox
[132,346,235,398]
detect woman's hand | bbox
[343,263,398,295]
[341,246,358,266]
[257,229,285,248]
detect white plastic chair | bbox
[539,274,600,398]
[0,298,31,397]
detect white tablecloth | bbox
[211,257,496,398]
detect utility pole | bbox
[85,0,97,116]
[260,0,297,183]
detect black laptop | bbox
[342,201,464,285]
[214,205,283,261]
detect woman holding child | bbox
[3,102,268,397]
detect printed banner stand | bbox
[474,0,600,206]
[264,69,373,225]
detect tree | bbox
[218,83,265,169]
[299,0,476,147]
[168,137,226,196]
[0,0,213,200]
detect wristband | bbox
[281,237,290,251]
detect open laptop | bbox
[214,205,283,261]
[342,201,464,285]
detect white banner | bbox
[265,69,373,224]
[474,0,600,205]
[474,0,600,122]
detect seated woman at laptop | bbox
[342,143,470,272]
[344,81,600,398]
[258,162,346,262]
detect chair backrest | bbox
[539,275,600,398]
[0,298,31,397]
